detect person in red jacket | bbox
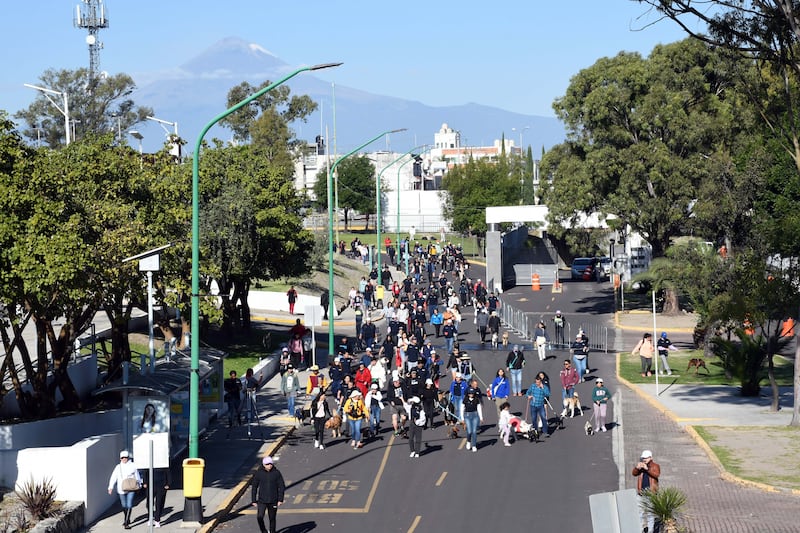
[286,286,298,314]
[354,361,372,397]
[632,449,661,533]
[559,359,580,417]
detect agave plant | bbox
[16,476,57,521]
[641,486,687,533]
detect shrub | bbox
[16,476,57,521]
[641,486,687,533]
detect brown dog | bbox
[325,413,342,438]
[502,331,510,347]
[687,358,709,374]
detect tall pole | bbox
[328,129,406,358]
[191,62,341,458]
[23,84,71,145]
[376,145,427,279]
[396,146,431,275]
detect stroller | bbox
[508,415,540,442]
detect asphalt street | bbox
[218,277,622,532]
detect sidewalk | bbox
[615,313,800,532]
[85,365,299,533]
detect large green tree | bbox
[440,156,519,235]
[542,38,741,258]
[313,156,377,230]
[14,68,152,147]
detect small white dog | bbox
[491,332,499,349]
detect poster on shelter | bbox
[131,397,170,435]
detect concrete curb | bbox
[613,311,696,334]
[615,354,800,498]
[197,425,296,533]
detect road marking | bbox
[435,471,447,486]
[407,515,422,533]
[457,438,466,450]
[279,434,395,514]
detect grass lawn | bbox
[215,327,292,377]
[619,350,795,387]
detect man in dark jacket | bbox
[251,455,285,533]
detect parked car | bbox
[570,258,596,280]
[597,256,612,281]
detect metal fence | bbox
[499,301,609,353]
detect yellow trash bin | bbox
[182,458,205,498]
[376,285,385,301]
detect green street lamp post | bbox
[375,145,427,282]
[188,60,341,525]
[396,146,431,274]
[327,129,405,359]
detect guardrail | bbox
[500,301,608,353]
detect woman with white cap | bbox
[364,383,384,435]
[420,378,438,428]
[107,450,142,529]
[343,389,367,448]
[591,377,611,432]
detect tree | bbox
[14,68,152,147]
[440,156,519,235]
[313,156,377,230]
[542,38,740,258]
[199,142,313,332]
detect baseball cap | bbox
[370,383,378,389]
[119,450,130,459]
[661,332,668,338]
[641,450,652,459]
[262,456,274,465]
[596,377,604,383]
[425,378,433,385]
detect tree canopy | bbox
[14,68,152,147]
[542,38,744,257]
[313,156,377,230]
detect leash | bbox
[471,370,490,390]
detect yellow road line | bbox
[407,515,422,533]
[457,438,466,450]
[435,471,447,487]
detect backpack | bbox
[554,315,564,327]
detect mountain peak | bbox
[179,36,288,78]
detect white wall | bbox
[16,432,122,525]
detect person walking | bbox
[526,376,551,438]
[559,360,580,417]
[489,368,510,417]
[506,345,525,396]
[632,333,655,377]
[632,450,661,533]
[591,377,610,432]
[310,390,332,450]
[552,310,567,347]
[343,390,367,448]
[534,321,549,361]
[224,370,242,427]
[251,455,285,533]
[430,308,443,337]
[107,450,142,529]
[476,306,489,343]
[286,285,298,315]
[462,387,484,452]
[280,365,300,417]
[497,401,513,447]
[365,383,384,435]
[406,396,426,457]
[656,331,677,376]
[143,466,171,528]
[571,333,589,380]
[320,289,329,320]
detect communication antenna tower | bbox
[74,0,109,80]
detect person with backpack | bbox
[343,390,367,448]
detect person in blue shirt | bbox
[526,375,551,437]
[489,368,510,417]
[449,373,468,421]
[442,320,456,354]
[430,308,444,337]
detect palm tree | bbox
[641,487,687,533]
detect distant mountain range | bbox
[133,37,565,155]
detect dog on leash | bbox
[584,420,594,436]
[567,392,583,418]
[325,413,342,438]
[687,358,709,374]
[491,332,499,349]
[502,331,509,347]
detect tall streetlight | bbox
[24,83,70,145]
[147,115,180,158]
[512,125,529,153]
[375,145,426,278]
[396,146,431,274]
[327,129,405,356]
[191,62,342,460]
[129,130,143,169]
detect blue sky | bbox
[1,1,696,121]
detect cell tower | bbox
[73,0,109,80]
